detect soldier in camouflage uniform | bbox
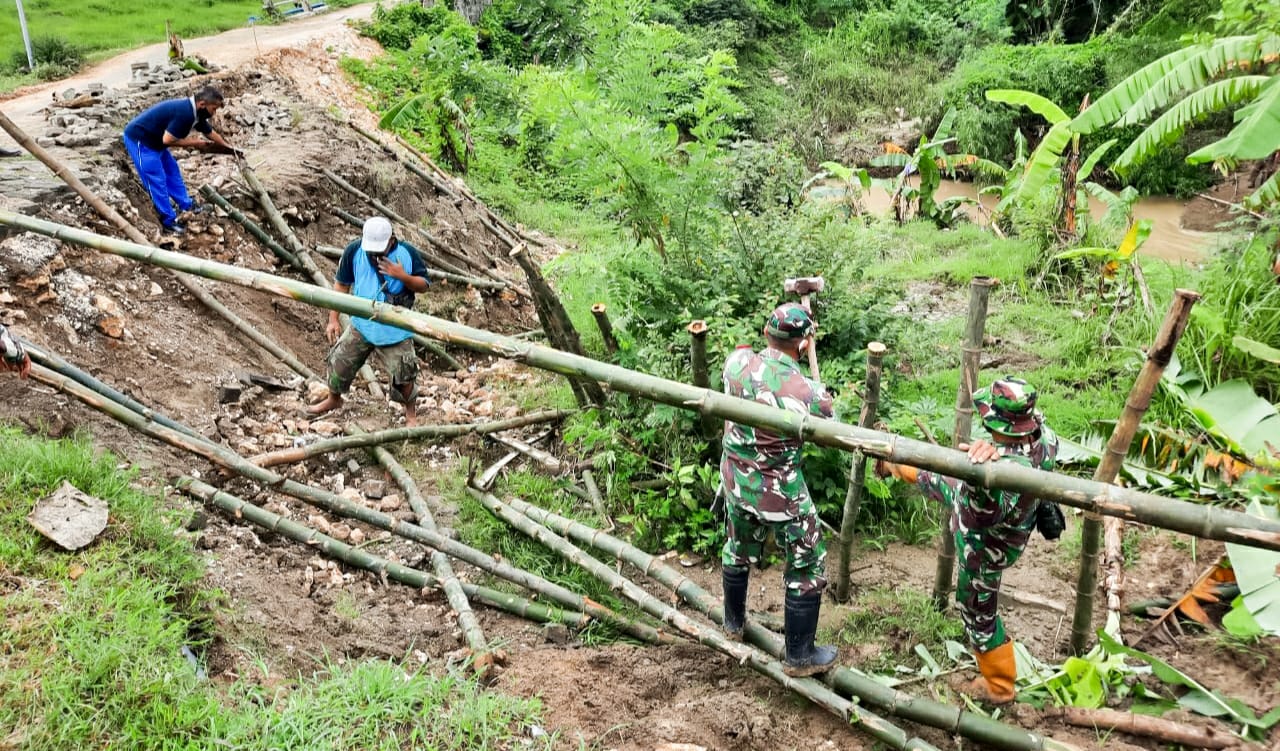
[0,324,31,378]
[876,377,1058,704]
[719,303,839,677]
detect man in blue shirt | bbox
[122,86,239,236]
[307,217,430,426]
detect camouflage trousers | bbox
[933,477,1037,653]
[326,327,419,404]
[721,495,827,597]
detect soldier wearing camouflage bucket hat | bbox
[875,376,1060,704]
[719,303,839,677]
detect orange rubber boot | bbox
[960,641,1017,704]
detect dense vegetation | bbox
[345,0,1279,556]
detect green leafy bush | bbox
[477,0,588,66]
[359,2,465,50]
[7,35,84,78]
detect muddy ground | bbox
[1,19,1277,751]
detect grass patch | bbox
[833,586,965,675]
[0,428,553,750]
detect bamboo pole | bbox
[177,476,589,628]
[250,410,571,467]
[22,339,206,441]
[332,206,365,229]
[28,360,661,643]
[836,341,887,602]
[0,110,317,383]
[933,276,997,609]
[4,213,1275,551]
[510,244,606,406]
[501,497,1062,751]
[347,121,463,203]
[581,468,613,530]
[352,426,491,671]
[469,487,937,751]
[688,320,718,439]
[315,244,506,290]
[1069,289,1201,653]
[592,304,619,355]
[487,431,564,473]
[199,185,303,272]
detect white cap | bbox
[361,216,393,253]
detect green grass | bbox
[832,586,965,675]
[0,428,553,750]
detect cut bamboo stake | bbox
[332,206,365,229]
[28,362,658,643]
[22,339,206,441]
[688,320,718,439]
[315,244,507,290]
[933,276,997,610]
[469,487,936,751]
[510,243,606,406]
[836,341,886,602]
[1069,289,1201,654]
[177,476,589,629]
[1055,707,1239,749]
[199,185,303,272]
[5,213,1275,552]
[0,110,317,383]
[486,431,564,473]
[250,409,572,467]
[581,469,613,531]
[592,303,619,355]
[501,498,1065,751]
[352,426,491,673]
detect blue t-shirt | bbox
[123,98,213,151]
[336,239,429,346]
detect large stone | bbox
[0,233,61,281]
[27,481,108,550]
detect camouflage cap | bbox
[765,303,813,340]
[973,377,1042,436]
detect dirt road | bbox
[0,2,376,132]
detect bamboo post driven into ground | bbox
[199,185,303,272]
[688,320,719,440]
[351,426,491,672]
[468,487,939,751]
[501,498,1069,751]
[932,276,997,610]
[177,477,590,629]
[835,341,887,603]
[0,110,317,384]
[249,409,571,467]
[591,304,619,356]
[27,359,665,644]
[1069,289,1201,654]
[6,213,1279,552]
[509,244,606,406]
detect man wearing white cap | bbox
[308,217,430,425]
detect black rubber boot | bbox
[783,592,838,677]
[722,565,749,639]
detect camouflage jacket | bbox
[720,346,835,520]
[918,425,1060,533]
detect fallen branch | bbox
[251,410,571,467]
[199,185,304,273]
[355,425,493,675]
[178,476,588,629]
[5,213,1274,553]
[0,110,317,383]
[1055,707,1240,749]
[472,485,944,751]
[501,497,1074,751]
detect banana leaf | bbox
[1225,501,1280,637]
[1232,335,1280,365]
[1188,379,1280,465]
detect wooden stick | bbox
[486,431,564,473]
[0,109,317,383]
[251,409,572,467]
[199,185,304,272]
[934,277,997,610]
[1070,289,1201,654]
[687,320,719,440]
[1056,707,1240,749]
[836,341,887,602]
[592,303,619,355]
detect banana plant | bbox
[799,161,880,218]
[1052,218,1154,310]
[1072,34,1280,207]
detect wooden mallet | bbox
[783,275,825,380]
